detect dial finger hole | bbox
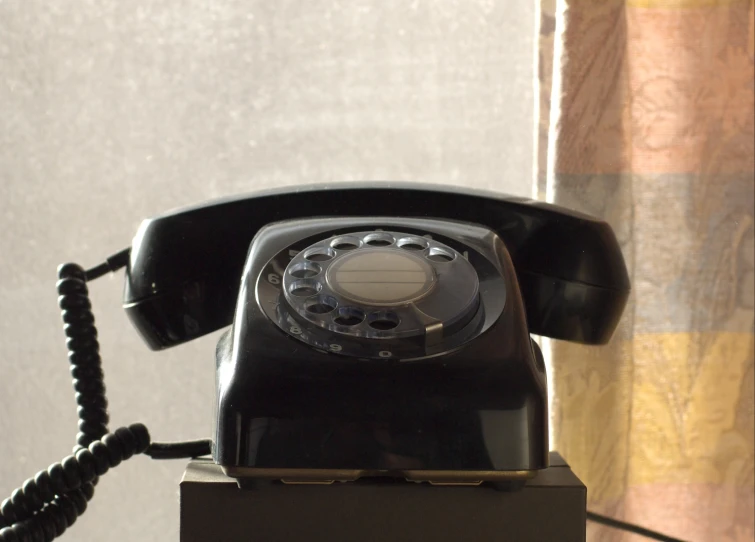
[305,295,338,314]
[289,262,322,278]
[368,311,400,330]
[331,236,362,251]
[364,233,395,247]
[305,247,336,262]
[333,307,365,327]
[397,236,429,251]
[427,247,455,263]
[289,279,322,297]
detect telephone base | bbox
[180,452,586,542]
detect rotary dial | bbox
[280,231,480,346]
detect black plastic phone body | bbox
[213,217,549,481]
[123,183,630,350]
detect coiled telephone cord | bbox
[0,250,687,542]
[0,252,211,542]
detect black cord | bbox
[57,262,110,448]
[144,440,213,460]
[0,425,150,542]
[82,248,131,282]
[586,511,688,542]
[0,252,211,542]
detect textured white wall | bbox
[0,1,535,540]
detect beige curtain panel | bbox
[539,1,754,541]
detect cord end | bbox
[84,248,131,282]
[145,440,213,460]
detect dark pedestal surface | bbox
[180,451,585,542]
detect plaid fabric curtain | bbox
[538,1,754,540]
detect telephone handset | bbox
[125,182,629,350]
[123,182,629,485]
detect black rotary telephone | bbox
[5,183,671,541]
[123,183,629,486]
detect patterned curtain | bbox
[538,1,754,541]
